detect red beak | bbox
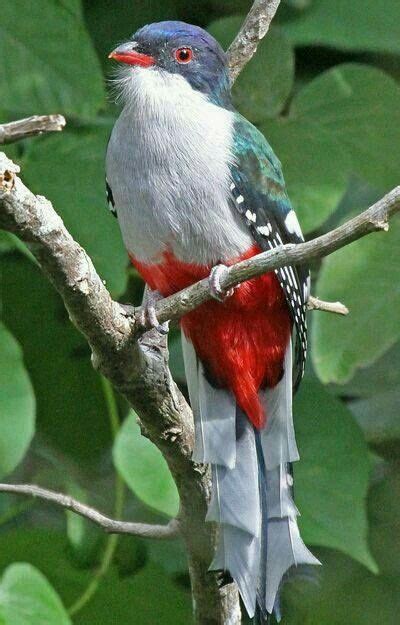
[108,43,155,67]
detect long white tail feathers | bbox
[181,333,320,619]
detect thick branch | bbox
[0,483,179,538]
[227,0,282,81]
[0,115,66,144]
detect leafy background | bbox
[0,0,399,623]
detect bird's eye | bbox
[174,47,193,64]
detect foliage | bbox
[0,1,399,624]
[0,324,35,479]
[113,413,179,518]
[0,563,71,625]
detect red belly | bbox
[131,246,291,428]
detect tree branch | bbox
[227,0,282,81]
[308,296,349,316]
[0,483,179,538]
[146,186,400,327]
[0,115,66,145]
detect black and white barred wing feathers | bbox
[230,116,310,390]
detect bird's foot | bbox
[209,264,234,302]
[138,286,169,335]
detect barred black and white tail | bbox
[182,334,320,619]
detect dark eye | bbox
[174,47,193,64]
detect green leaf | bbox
[0,1,105,121]
[282,0,400,55]
[350,391,400,448]
[0,530,190,624]
[0,322,35,479]
[0,563,71,625]
[22,127,127,297]
[113,413,179,518]
[0,253,112,464]
[312,218,400,384]
[294,380,376,571]
[0,530,91,607]
[333,342,400,399]
[208,20,294,121]
[263,64,400,231]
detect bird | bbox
[106,20,319,621]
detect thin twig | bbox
[308,296,349,316]
[227,0,282,81]
[0,483,180,539]
[0,115,66,145]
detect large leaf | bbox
[282,0,400,55]
[23,127,127,297]
[0,322,35,479]
[312,218,400,384]
[208,19,294,121]
[263,64,400,231]
[0,1,105,121]
[113,413,179,518]
[0,564,71,625]
[294,380,376,571]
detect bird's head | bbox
[109,21,231,108]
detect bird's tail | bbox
[182,333,320,620]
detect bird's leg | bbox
[209,264,234,302]
[138,285,169,334]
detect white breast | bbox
[106,68,252,265]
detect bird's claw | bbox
[140,287,169,335]
[209,264,234,302]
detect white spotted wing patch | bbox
[229,179,309,389]
[284,210,302,238]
